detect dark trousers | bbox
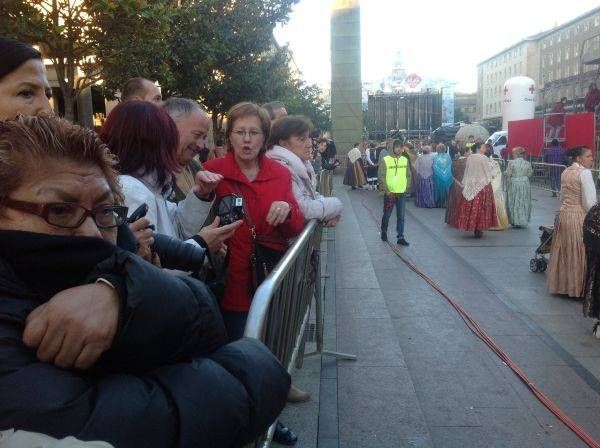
[381,193,407,239]
[221,311,249,342]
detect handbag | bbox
[233,184,288,294]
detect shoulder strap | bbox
[231,182,286,245]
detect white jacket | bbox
[119,173,211,241]
[267,145,342,221]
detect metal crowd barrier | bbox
[243,170,355,447]
[529,162,600,200]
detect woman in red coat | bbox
[201,102,305,340]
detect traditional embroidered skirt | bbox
[415,175,435,208]
[452,184,497,231]
[343,160,367,187]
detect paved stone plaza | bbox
[279,177,600,448]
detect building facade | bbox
[538,7,600,108]
[477,37,543,122]
[455,92,477,122]
[478,6,600,122]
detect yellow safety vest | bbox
[384,155,408,193]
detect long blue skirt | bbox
[415,175,435,208]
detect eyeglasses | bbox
[0,197,128,229]
[231,129,263,139]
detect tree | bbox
[0,0,173,122]
[164,0,302,133]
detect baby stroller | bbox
[530,226,554,272]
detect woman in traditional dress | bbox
[452,143,497,238]
[365,142,379,190]
[547,147,597,298]
[445,146,469,226]
[489,155,509,230]
[583,203,600,338]
[413,145,436,208]
[433,143,453,208]
[505,147,533,227]
[343,143,367,190]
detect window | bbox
[565,48,570,60]
[595,16,599,27]
[565,66,570,77]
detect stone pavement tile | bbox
[505,364,600,408]
[278,354,321,448]
[577,356,600,378]
[334,263,380,289]
[336,316,405,367]
[530,314,591,336]
[474,407,548,448]
[317,378,338,440]
[336,288,390,319]
[550,332,600,358]
[316,438,338,448]
[467,306,542,337]
[409,367,482,427]
[382,287,458,320]
[337,365,433,448]
[526,404,597,448]
[489,334,569,367]
[518,295,583,316]
[427,426,489,448]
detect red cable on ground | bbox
[360,198,600,448]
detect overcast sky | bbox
[274,0,599,92]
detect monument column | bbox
[331,0,363,159]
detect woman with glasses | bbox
[202,102,304,446]
[0,114,290,447]
[100,101,241,266]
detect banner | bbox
[565,112,595,153]
[508,118,543,157]
[441,87,454,126]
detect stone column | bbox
[77,86,94,129]
[331,0,363,160]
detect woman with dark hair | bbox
[0,36,52,120]
[99,101,240,261]
[267,115,342,225]
[201,102,304,446]
[547,146,597,298]
[445,146,469,226]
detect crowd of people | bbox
[342,138,535,240]
[0,36,344,447]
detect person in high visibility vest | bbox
[378,139,414,246]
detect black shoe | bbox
[552,191,557,197]
[381,232,388,242]
[397,238,409,246]
[274,422,298,446]
[351,186,356,190]
[474,230,483,238]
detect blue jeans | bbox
[381,193,406,239]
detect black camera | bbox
[218,194,244,226]
[127,203,206,272]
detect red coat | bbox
[203,152,305,312]
[584,89,600,113]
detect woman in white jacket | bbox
[99,100,240,263]
[267,116,342,226]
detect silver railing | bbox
[529,162,600,200]
[243,170,355,447]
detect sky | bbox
[274,0,600,93]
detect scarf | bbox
[433,153,452,179]
[462,153,492,201]
[0,230,119,298]
[414,153,436,178]
[347,147,361,164]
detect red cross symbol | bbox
[504,86,509,95]
[529,85,535,94]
